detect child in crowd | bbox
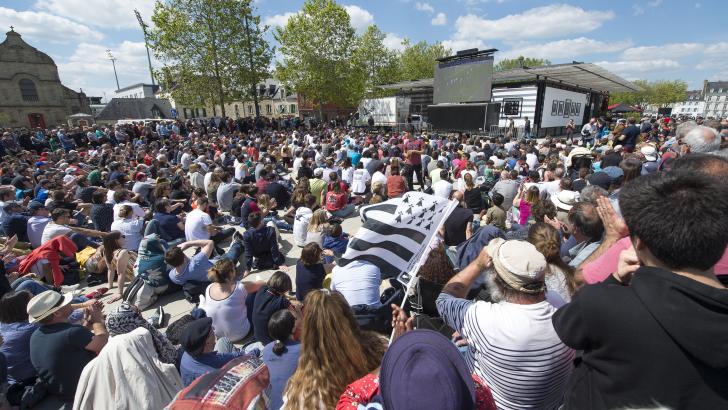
[322,223,349,263]
[483,192,507,232]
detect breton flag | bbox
[339,191,457,284]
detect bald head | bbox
[452,190,464,203]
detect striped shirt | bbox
[437,293,574,410]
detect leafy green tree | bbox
[148,0,273,117]
[351,25,400,98]
[397,40,451,80]
[609,79,687,108]
[494,56,551,72]
[274,0,359,117]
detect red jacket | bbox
[18,236,77,287]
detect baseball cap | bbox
[27,201,46,212]
[178,317,213,354]
[602,166,624,182]
[35,161,47,167]
[587,171,611,190]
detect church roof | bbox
[0,30,55,65]
[95,98,174,121]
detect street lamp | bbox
[106,49,120,90]
[134,9,155,86]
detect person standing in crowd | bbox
[553,169,728,409]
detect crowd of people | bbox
[0,112,725,409]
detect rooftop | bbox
[115,83,161,93]
[378,62,641,94]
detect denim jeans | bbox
[69,232,99,250]
[329,204,356,219]
[263,216,292,231]
[215,241,244,266]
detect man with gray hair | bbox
[683,125,721,154]
[491,170,519,211]
[437,238,574,409]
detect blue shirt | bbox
[169,252,213,285]
[180,350,245,386]
[0,322,38,384]
[262,341,301,410]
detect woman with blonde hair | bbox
[528,222,575,306]
[282,290,387,409]
[305,209,329,246]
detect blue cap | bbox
[602,166,624,181]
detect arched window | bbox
[19,79,39,102]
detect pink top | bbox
[582,237,728,284]
[518,199,532,226]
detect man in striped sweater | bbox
[437,238,574,409]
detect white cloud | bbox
[34,0,155,29]
[0,7,103,43]
[441,38,488,53]
[696,42,728,70]
[647,0,662,6]
[416,2,435,13]
[451,5,614,42]
[620,43,703,61]
[343,5,374,32]
[57,41,156,97]
[263,12,297,28]
[594,59,680,79]
[431,12,447,25]
[500,37,632,61]
[383,33,406,52]
[632,4,645,15]
[632,0,662,16]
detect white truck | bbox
[354,96,428,131]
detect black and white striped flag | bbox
[339,192,457,284]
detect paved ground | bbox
[88,210,366,332]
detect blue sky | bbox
[2,0,726,99]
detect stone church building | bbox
[0,29,90,129]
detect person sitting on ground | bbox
[242,212,286,276]
[252,271,295,346]
[26,201,51,249]
[198,259,264,343]
[325,173,356,219]
[90,190,114,233]
[17,235,77,289]
[185,197,234,245]
[295,243,335,302]
[322,222,349,258]
[238,185,260,229]
[105,302,179,364]
[386,166,407,199]
[437,238,574,409]
[0,291,37,397]
[28,291,108,405]
[562,202,604,268]
[178,317,247,386]
[293,194,317,248]
[102,231,137,303]
[552,169,728,409]
[262,309,301,410]
[41,208,106,249]
[281,290,387,409]
[304,209,329,247]
[151,199,186,243]
[112,189,146,222]
[483,193,506,232]
[513,185,540,227]
[110,205,145,252]
[330,258,382,308]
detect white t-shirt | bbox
[330,260,381,307]
[293,207,312,247]
[41,222,72,244]
[113,201,146,221]
[292,157,304,177]
[180,153,193,170]
[341,167,354,186]
[106,190,117,204]
[433,180,453,200]
[27,216,51,248]
[199,281,251,342]
[437,295,574,410]
[110,218,145,252]
[185,208,212,241]
[351,169,370,194]
[371,171,387,187]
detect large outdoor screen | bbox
[433,55,494,104]
[428,103,500,131]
